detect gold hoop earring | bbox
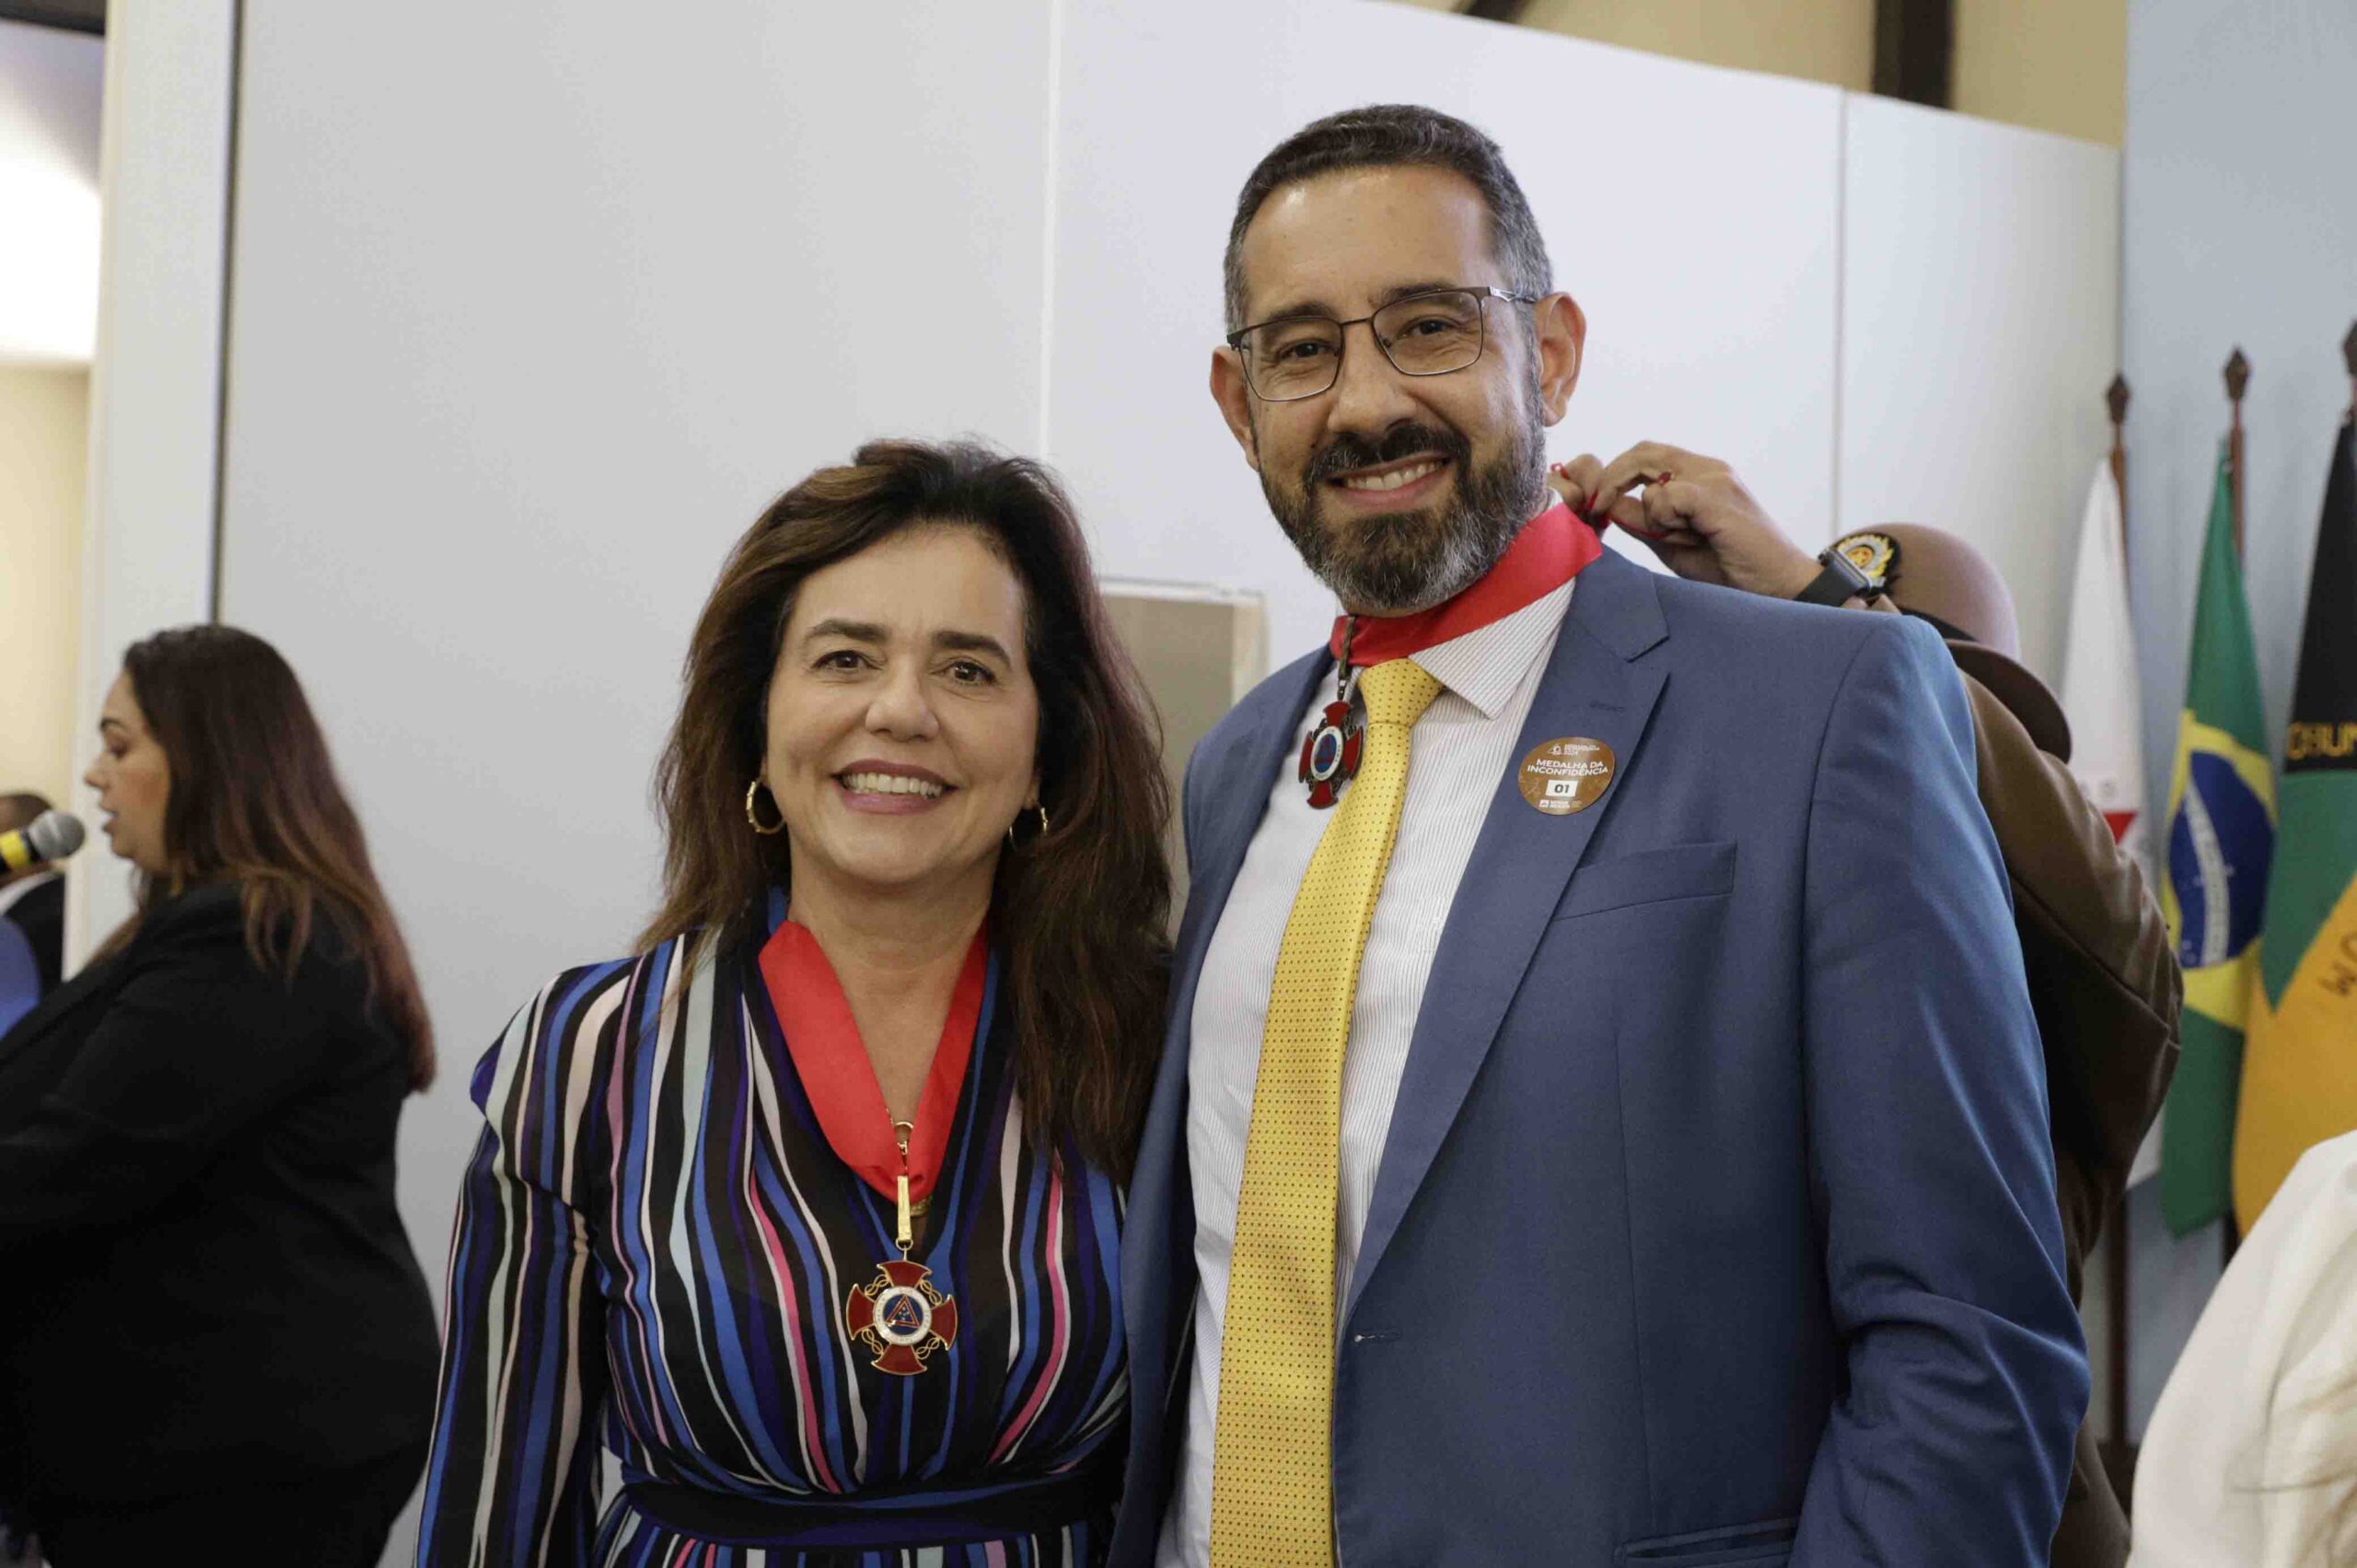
[744,778,786,835]
[1036,805,1050,835]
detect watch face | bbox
[1830,531,1898,590]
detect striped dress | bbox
[415,905,1129,1567]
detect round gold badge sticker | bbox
[1517,737,1617,816]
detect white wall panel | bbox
[1840,94,2119,684]
[1049,0,1846,662]
[0,17,103,366]
[69,0,237,969]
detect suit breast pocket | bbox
[1551,840,1736,923]
[1617,1516,1796,1565]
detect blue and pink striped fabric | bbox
[416,898,1128,1566]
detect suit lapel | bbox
[1122,648,1328,1411]
[1347,552,1669,1319]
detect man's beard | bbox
[1261,393,1549,616]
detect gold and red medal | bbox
[1298,692,1364,809]
[1301,627,1367,810]
[846,1260,958,1376]
[844,1119,960,1376]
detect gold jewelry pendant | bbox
[845,1259,958,1376]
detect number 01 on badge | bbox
[1517,738,1616,816]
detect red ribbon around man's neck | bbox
[1327,501,1602,666]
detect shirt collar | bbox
[1408,577,1574,721]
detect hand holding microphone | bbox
[1,809,87,874]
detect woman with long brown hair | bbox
[0,625,443,1566]
[419,439,1171,1565]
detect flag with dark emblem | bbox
[2234,419,2357,1228]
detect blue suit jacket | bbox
[1112,551,2087,1567]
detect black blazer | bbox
[0,875,62,993]
[0,885,441,1505]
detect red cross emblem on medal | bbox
[845,1259,958,1376]
[1299,699,1364,809]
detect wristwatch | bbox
[1796,531,1897,607]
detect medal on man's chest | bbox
[844,1119,959,1375]
[1301,624,1364,810]
[1298,694,1364,809]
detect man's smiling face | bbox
[1212,163,1581,615]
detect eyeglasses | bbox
[1225,285,1538,402]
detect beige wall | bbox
[1390,0,2124,146]
[0,366,88,807]
[1953,0,2124,146]
[1517,0,1873,90]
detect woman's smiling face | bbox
[762,524,1039,906]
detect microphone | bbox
[1,810,87,874]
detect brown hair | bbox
[0,792,53,833]
[642,438,1171,1178]
[1225,104,1553,332]
[100,625,436,1090]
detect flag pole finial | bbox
[2106,376,2131,559]
[2224,350,2250,557]
[2341,321,2355,419]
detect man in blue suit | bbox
[1115,104,2086,1567]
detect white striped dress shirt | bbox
[1156,580,1575,1568]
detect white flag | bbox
[2058,459,2158,1184]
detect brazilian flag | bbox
[2235,420,2357,1228]
[2159,447,2275,1236]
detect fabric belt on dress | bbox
[621,1456,1113,1550]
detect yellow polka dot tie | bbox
[1210,656,1444,1567]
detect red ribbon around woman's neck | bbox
[760,920,987,1206]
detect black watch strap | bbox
[1797,531,1898,607]
[1796,551,1870,606]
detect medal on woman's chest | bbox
[1300,625,1364,810]
[844,1118,959,1376]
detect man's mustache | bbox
[1303,424,1471,489]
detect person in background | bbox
[0,626,443,1568]
[1122,103,2083,1568]
[417,440,1171,1565]
[0,793,66,993]
[1550,449,2183,1568]
[2128,1129,2357,1565]
[0,923,34,1039]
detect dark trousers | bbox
[37,1443,424,1568]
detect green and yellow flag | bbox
[2159,447,2276,1236]
[2235,420,2357,1228]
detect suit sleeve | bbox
[415,969,618,1568]
[1791,616,2088,1566]
[0,911,326,1244]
